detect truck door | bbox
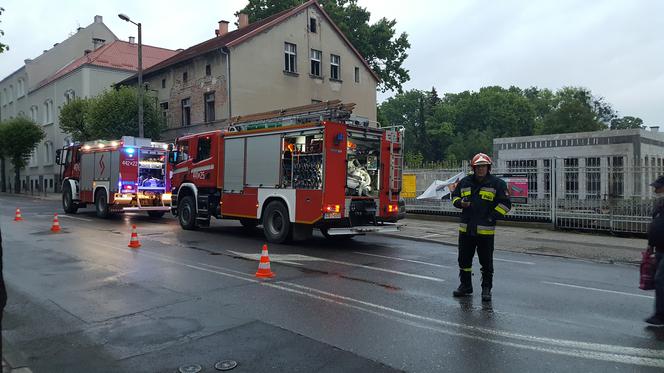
[190,135,216,189]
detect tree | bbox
[535,87,611,135]
[59,98,92,142]
[1,118,45,193]
[58,86,164,141]
[238,0,410,93]
[610,116,644,130]
[0,7,8,53]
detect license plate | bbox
[324,212,341,219]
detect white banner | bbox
[416,171,466,200]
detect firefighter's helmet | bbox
[471,153,493,168]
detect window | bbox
[196,137,212,162]
[29,150,38,167]
[183,72,188,83]
[610,156,624,197]
[309,17,317,33]
[64,90,75,104]
[177,142,190,162]
[205,64,211,76]
[17,79,25,97]
[564,158,579,198]
[204,92,215,122]
[354,67,360,83]
[330,54,340,80]
[2,88,6,105]
[43,99,54,124]
[284,42,297,73]
[160,102,169,125]
[161,79,166,89]
[310,49,321,77]
[30,106,38,121]
[8,85,13,102]
[586,157,601,199]
[181,98,191,127]
[44,142,53,165]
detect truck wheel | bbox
[178,195,197,230]
[321,227,356,240]
[148,211,166,218]
[62,184,78,214]
[262,201,291,243]
[95,189,110,218]
[240,218,259,229]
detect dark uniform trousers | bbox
[458,234,494,288]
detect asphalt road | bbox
[1,194,663,372]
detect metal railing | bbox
[404,161,663,234]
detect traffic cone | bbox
[50,213,61,232]
[14,208,23,221]
[128,224,141,248]
[255,244,275,278]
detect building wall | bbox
[0,68,29,121]
[229,6,377,122]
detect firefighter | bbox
[645,175,664,325]
[450,153,511,301]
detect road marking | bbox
[443,251,535,265]
[421,233,440,238]
[228,250,445,282]
[53,214,93,222]
[542,281,654,299]
[353,252,453,269]
[24,237,664,366]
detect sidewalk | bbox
[388,215,647,264]
[0,192,60,201]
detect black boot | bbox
[481,270,492,302]
[453,270,473,297]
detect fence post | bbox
[550,157,557,228]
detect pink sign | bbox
[503,177,528,203]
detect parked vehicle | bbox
[55,136,172,218]
[169,101,404,243]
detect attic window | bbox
[309,18,317,33]
[161,79,166,88]
[206,64,211,76]
[183,72,188,83]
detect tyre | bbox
[148,211,166,218]
[240,218,259,229]
[95,189,109,218]
[178,195,197,230]
[321,227,356,240]
[62,183,78,214]
[262,201,291,243]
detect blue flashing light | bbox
[125,147,135,155]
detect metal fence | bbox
[404,160,664,234]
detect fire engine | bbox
[55,136,172,218]
[169,101,404,243]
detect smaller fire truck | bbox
[169,101,404,243]
[55,136,172,218]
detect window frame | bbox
[309,17,317,33]
[330,54,341,81]
[354,67,360,83]
[195,137,212,162]
[181,98,191,127]
[284,42,297,73]
[310,49,322,77]
[204,92,215,123]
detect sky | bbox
[1,0,662,125]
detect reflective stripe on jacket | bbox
[451,173,511,236]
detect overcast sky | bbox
[1,0,662,125]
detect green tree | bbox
[238,0,410,92]
[0,7,8,53]
[59,98,92,141]
[610,116,644,130]
[379,90,434,158]
[61,86,164,141]
[535,87,611,135]
[1,118,45,193]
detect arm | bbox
[451,181,464,209]
[493,179,512,220]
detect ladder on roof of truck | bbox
[227,100,356,133]
[384,126,405,200]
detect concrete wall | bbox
[229,6,377,121]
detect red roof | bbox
[33,40,179,92]
[121,0,379,84]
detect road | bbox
[1,194,663,372]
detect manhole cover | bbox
[178,364,202,373]
[215,360,238,371]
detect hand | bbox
[460,201,471,208]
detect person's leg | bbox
[454,234,476,296]
[477,235,495,301]
[646,252,664,325]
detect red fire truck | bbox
[55,136,172,218]
[168,101,404,243]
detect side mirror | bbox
[55,149,62,165]
[168,151,179,164]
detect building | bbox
[120,0,379,140]
[0,16,177,193]
[493,128,664,199]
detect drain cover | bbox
[215,360,238,371]
[178,364,202,373]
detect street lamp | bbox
[118,13,144,138]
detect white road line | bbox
[41,239,664,366]
[353,252,453,269]
[542,281,654,299]
[443,251,535,265]
[228,250,445,283]
[421,233,440,238]
[55,215,93,222]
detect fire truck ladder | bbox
[385,126,405,200]
[227,100,356,132]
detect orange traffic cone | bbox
[128,224,141,248]
[255,244,275,278]
[14,208,23,221]
[50,213,61,232]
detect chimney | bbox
[238,13,249,29]
[94,15,103,23]
[92,37,105,49]
[129,36,135,44]
[650,126,660,132]
[218,20,229,36]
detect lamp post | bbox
[118,13,144,138]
